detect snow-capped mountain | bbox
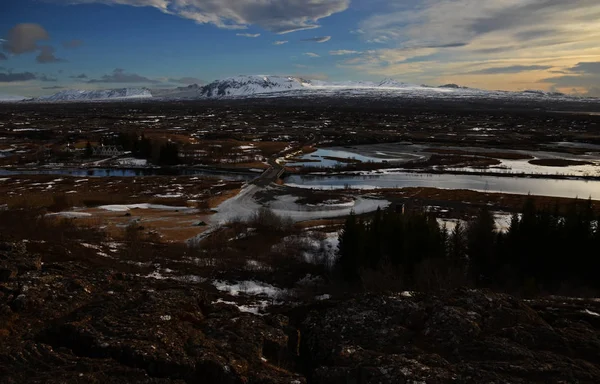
[0,94,27,102]
[24,75,598,103]
[151,84,205,99]
[199,75,309,98]
[377,78,413,88]
[37,88,152,102]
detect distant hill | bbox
[24,75,595,103]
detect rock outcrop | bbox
[2,240,600,383]
[301,290,600,383]
[0,242,304,384]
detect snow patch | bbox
[213,280,283,298]
[98,203,192,212]
[116,158,148,166]
[47,212,93,218]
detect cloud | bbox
[301,36,331,43]
[39,74,58,82]
[330,50,361,56]
[70,73,88,79]
[468,65,553,75]
[36,46,65,64]
[540,74,597,88]
[87,68,160,83]
[0,72,37,82]
[168,77,204,84]
[341,1,600,93]
[541,62,600,94]
[42,86,65,90]
[236,33,260,38]
[586,87,600,97]
[60,0,349,34]
[2,23,49,54]
[63,39,84,49]
[0,53,6,61]
[304,52,320,58]
[274,41,289,45]
[568,62,600,75]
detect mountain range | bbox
[2,75,593,103]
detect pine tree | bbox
[84,141,93,158]
[337,211,363,282]
[467,207,496,286]
[449,222,467,268]
[366,207,383,269]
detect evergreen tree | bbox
[158,142,180,165]
[84,141,93,158]
[467,207,496,285]
[337,211,364,282]
[366,207,383,269]
[449,222,467,268]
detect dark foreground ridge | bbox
[2,241,600,383]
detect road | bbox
[252,132,316,187]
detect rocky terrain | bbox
[2,239,600,383]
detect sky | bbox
[1,0,600,97]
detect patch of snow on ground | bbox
[494,212,516,232]
[154,193,184,198]
[98,203,192,212]
[213,280,283,298]
[583,309,600,317]
[438,213,514,233]
[81,243,102,250]
[246,260,271,271]
[47,212,93,218]
[214,298,269,315]
[116,158,148,166]
[436,218,465,232]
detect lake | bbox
[286,172,600,199]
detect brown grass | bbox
[206,188,241,209]
[76,207,211,243]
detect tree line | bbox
[337,199,600,295]
[108,132,180,166]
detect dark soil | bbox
[529,158,594,167]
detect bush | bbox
[249,208,293,233]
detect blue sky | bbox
[2,0,600,96]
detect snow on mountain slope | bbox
[0,94,27,102]
[151,84,205,99]
[37,88,152,102]
[199,75,309,98]
[29,75,598,103]
[377,78,414,88]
